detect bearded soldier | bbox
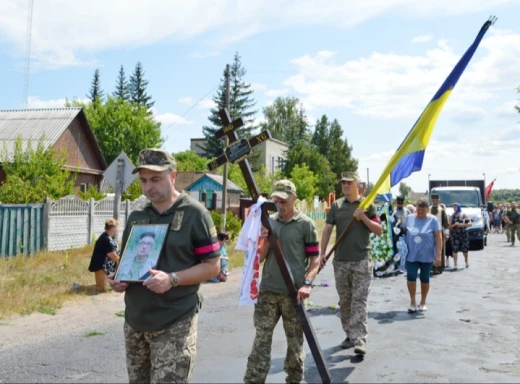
[430,193,449,274]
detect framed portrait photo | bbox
[114,223,171,283]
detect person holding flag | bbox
[320,171,382,355]
[319,15,495,351]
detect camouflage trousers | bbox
[244,291,304,384]
[333,259,372,347]
[509,224,520,245]
[123,314,198,384]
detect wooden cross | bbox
[208,108,331,384]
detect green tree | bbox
[70,96,163,165]
[113,65,130,101]
[122,178,143,201]
[173,150,208,171]
[129,62,154,110]
[328,119,358,195]
[260,96,310,147]
[0,136,76,203]
[285,141,336,198]
[86,69,104,104]
[311,115,330,157]
[202,52,257,158]
[398,182,412,197]
[290,164,317,202]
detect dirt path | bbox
[0,269,243,351]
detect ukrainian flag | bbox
[361,17,496,210]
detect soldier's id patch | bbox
[171,209,185,231]
[209,226,217,238]
[131,219,150,225]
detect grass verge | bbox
[0,245,95,319]
[0,219,330,319]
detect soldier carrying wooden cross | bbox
[208,108,331,384]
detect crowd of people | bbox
[489,202,520,245]
[69,146,518,383]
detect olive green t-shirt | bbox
[121,193,220,332]
[507,209,520,224]
[260,210,319,295]
[326,196,378,261]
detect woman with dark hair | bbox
[402,198,442,313]
[449,203,472,268]
[71,218,120,293]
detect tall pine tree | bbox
[86,69,104,104]
[202,52,257,158]
[311,115,330,157]
[129,62,154,109]
[328,119,358,195]
[113,65,130,101]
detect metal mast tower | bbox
[22,0,34,109]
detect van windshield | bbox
[435,190,480,207]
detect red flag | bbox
[485,179,495,202]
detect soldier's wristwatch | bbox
[170,272,179,288]
[303,279,313,287]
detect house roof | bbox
[205,174,243,192]
[0,108,107,168]
[184,173,243,193]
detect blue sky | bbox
[1,0,519,194]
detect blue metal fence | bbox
[0,204,43,257]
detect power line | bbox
[162,83,219,131]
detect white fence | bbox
[46,195,148,251]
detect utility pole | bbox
[221,64,230,232]
[366,167,369,186]
[22,0,34,109]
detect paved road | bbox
[1,233,519,383]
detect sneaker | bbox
[446,260,450,268]
[408,305,417,313]
[341,337,354,349]
[465,262,470,268]
[354,344,366,355]
[418,305,428,312]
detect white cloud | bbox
[492,101,519,118]
[266,89,289,97]
[411,34,433,44]
[197,98,215,109]
[155,112,194,126]
[26,96,89,108]
[283,30,520,120]
[178,97,193,104]
[0,0,514,69]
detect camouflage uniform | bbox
[326,171,379,352]
[120,148,220,384]
[124,314,198,384]
[506,207,520,246]
[503,208,511,242]
[244,292,305,384]
[333,258,372,346]
[244,180,319,384]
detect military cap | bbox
[341,171,360,181]
[396,196,405,202]
[431,193,440,199]
[132,148,177,174]
[271,180,297,200]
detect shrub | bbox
[210,210,242,240]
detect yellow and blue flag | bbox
[361,17,496,209]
